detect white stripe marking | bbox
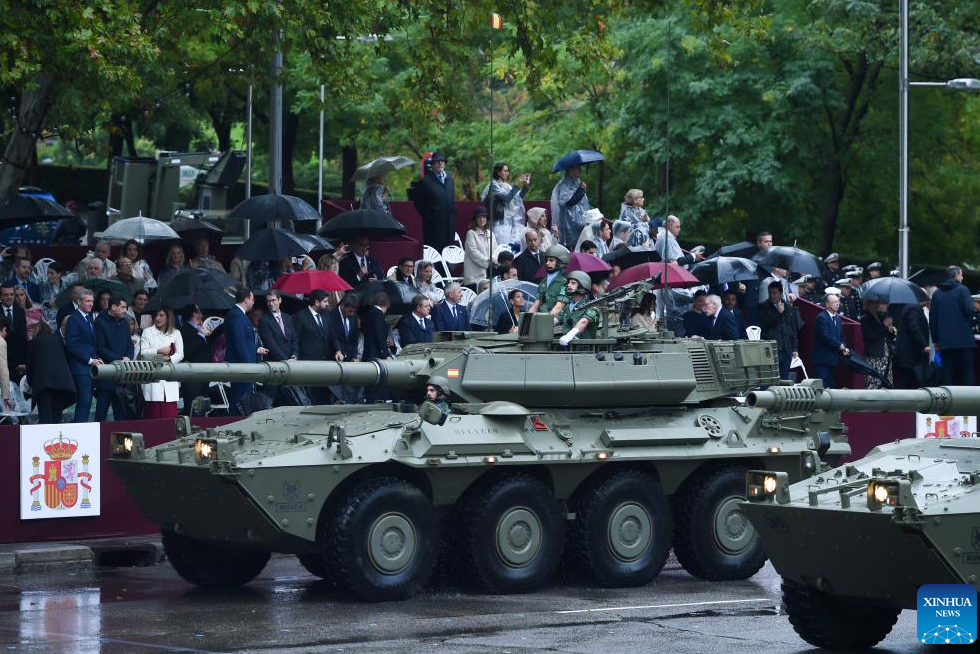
[556,598,772,614]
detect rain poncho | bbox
[360,184,391,214]
[551,174,590,247]
[610,220,633,250]
[574,221,609,256]
[481,179,528,249]
[619,204,652,248]
[655,227,685,263]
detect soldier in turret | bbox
[528,244,570,317]
[558,271,601,345]
[424,377,451,415]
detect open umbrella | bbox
[607,262,701,291]
[845,352,891,388]
[603,246,661,269]
[0,194,73,230]
[99,213,180,243]
[318,209,407,239]
[690,257,760,286]
[859,277,928,305]
[170,218,225,239]
[532,252,612,281]
[292,232,335,253]
[236,228,317,262]
[227,194,321,223]
[273,270,351,294]
[551,149,605,173]
[752,246,824,277]
[351,156,415,182]
[709,241,758,260]
[149,267,237,312]
[469,279,538,328]
[57,278,132,307]
[350,280,418,315]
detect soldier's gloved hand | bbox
[559,327,580,346]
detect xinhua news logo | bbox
[917,584,976,644]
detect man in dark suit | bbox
[338,236,382,288]
[812,293,850,389]
[0,282,27,381]
[432,283,471,332]
[705,294,739,340]
[362,292,393,362]
[291,289,334,404]
[64,288,101,422]
[894,302,931,389]
[929,265,976,385]
[758,281,802,380]
[413,150,456,250]
[398,295,435,348]
[722,289,746,339]
[328,294,362,403]
[681,290,712,338]
[514,229,544,282]
[94,295,134,421]
[178,303,212,414]
[224,287,269,415]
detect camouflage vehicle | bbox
[97,289,849,601]
[742,384,980,649]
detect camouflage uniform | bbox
[537,272,569,313]
[560,301,601,339]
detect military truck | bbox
[97,300,849,601]
[741,384,980,649]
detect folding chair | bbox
[440,245,465,282]
[745,325,762,341]
[386,265,398,279]
[459,286,477,306]
[207,382,230,415]
[31,257,56,286]
[422,245,444,268]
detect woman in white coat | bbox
[462,206,496,288]
[139,305,184,419]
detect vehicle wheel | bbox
[297,553,333,583]
[161,528,270,589]
[672,465,766,581]
[568,470,672,587]
[782,579,900,649]
[323,477,439,601]
[456,474,564,593]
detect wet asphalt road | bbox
[0,556,928,654]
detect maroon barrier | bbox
[794,297,865,388]
[841,411,915,462]
[2,417,235,544]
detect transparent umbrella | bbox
[470,280,539,328]
[100,212,180,243]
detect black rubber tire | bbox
[568,470,672,587]
[456,474,564,593]
[782,579,900,649]
[672,465,766,581]
[323,477,439,601]
[297,553,334,583]
[161,528,270,589]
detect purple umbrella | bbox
[533,252,613,280]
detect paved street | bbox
[0,554,930,654]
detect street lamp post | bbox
[898,0,980,277]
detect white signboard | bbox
[915,413,976,439]
[20,423,101,519]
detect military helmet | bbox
[566,270,592,293]
[427,375,449,393]
[544,244,570,266]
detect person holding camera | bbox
[481,162,530,252]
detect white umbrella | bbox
[350,156,415,182]
[99,212,180,243]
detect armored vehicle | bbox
[741,384,980,649]
[97,303,849,601]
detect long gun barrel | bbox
[93,359,431,388]
[746,385,980,415]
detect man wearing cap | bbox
[866,262,882,279]
[930,265,976,386]
[837,276,861,321]
[414,151,456,251]
[821,253,840,290]
[843,266,863,300]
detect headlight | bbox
[746,470,790,504]
[866,479,915,511]
[195,438,218,465]
[111,432,143,458]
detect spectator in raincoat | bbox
[481,162,531,252]
[360,175,391,214]
[619,189,652,248]
[574,209,610,256]
[550,165,590,247]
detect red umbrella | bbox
[272,270,352,294]
[532,252,613,280]
[607,262,701,291]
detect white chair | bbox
[386,265,397,279]
[440,245,465,281]
[207,381,230,415]
[31,257,56,286]
[430,269,445,287]
[454,232,463,247]
[422,245,444,267]
[745,325,762,341]
[459,286,477,306]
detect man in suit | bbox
[224,287,269,415]
[514,229,544,282]
[178,303,212,414]
[758,281,802,380]
[0,282,27,382]
[328,294,362,403]
[930,265,976,385]
[94,295,134,421]
[812,293,850,389]
[257,290,303,406]
[705,294,739,340]
[64,289,102,422]
[432,283,471,332]
[397,294,434,348]
[362,292,393,362]
[894,302,931,389]
[414,150,456,250]
[292,289,334,404]
[722,289,747,339]
[338,236,383,288]
[681,291,712,338]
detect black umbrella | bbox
[859,277,928,305]
[709,241,758,260]
[227,194,321,222]
[57,278,133,307]
[0,195,73,229]
[690,256,761,286]
[318,209,407,239]
[351,280,418,315]
[150,268,237,312]
[292,232,335,253]
[845,352,891,388]
[153,267,238,296]
[236,228,316,261]
[752,246,824,277]
[602,246,661,269]
[170,218,225,238]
